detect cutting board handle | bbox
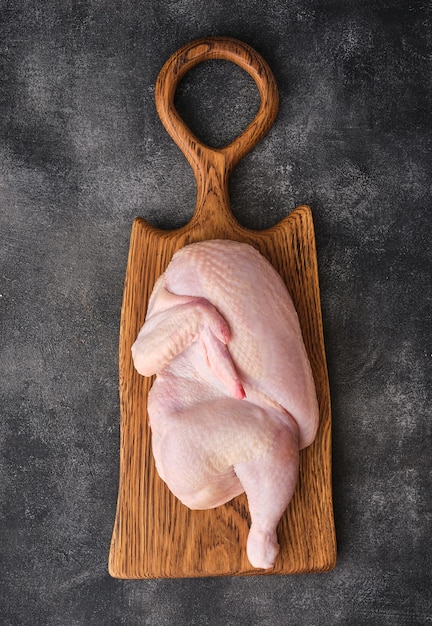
[155,37,279,229]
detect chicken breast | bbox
[132,239,319,569]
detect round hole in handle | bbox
[155,37,279,172]
[174,59,261,150]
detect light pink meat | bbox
[132,239,319,569]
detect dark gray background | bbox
[1,1,431,624]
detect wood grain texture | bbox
[109,37,336,578]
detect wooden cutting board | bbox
[108,37,336,578]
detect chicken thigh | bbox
[132,239,319,569]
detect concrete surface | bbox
[1,1,431,624]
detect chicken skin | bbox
[132,240,319,569]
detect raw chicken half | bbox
[132,239,319,569]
